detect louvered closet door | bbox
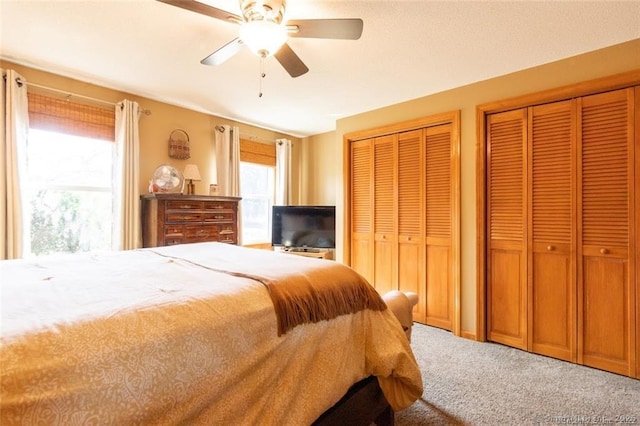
[487,109,528,350]
[350,139,374,284]
[373,134,397,296]
[397,129,425,323]
[425,124,454,330]
[528,100,576,362]
[578,88,636,376]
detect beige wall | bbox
[306,38,640,335]
[1,60,302,201]
[300,131,337,206]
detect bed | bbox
[0,242,423,425]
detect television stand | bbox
[280,247,333,260]
[287,247,320,253]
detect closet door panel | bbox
[398,242,423,318]
[487,109,527,349]
[425,242,451,329]
[578,88,635,376]
[373,135,397,295]
[489,244,525,346]
[425,124,453,330]
[531,245,573,360]
[350,139,374,284]
[398,130,425,322]
[528,101,576,362]
[582,256,629,364]
[351,236,373,284]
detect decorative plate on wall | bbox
[152,164,183,192]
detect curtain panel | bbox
[214,125,241,197]
[113,99,141,250]
[1,69,29,259]
[275,138,292,206]
[214,125,241,244]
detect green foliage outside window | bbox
[30,190,81,256]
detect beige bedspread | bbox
[0,242,423,425]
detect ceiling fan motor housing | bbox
[240,0,286,24]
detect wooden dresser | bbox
[141,194,241,247]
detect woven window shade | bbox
[27,92,115,141]
[240,138,276,166]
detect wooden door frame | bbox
[475,70,640,343]
[343,111,461,335]
[635,85,640,379]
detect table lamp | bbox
[183,164,201,195]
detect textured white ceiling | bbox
[1,0,639,137]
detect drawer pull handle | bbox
[546,245,554,251]
[600,248,609,255]
[180,204,191,209]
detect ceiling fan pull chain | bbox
[258,56,266,97]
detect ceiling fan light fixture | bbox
[239,20,288,58]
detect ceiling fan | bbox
[157,0,364,78]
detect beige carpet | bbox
[396,324,640,425]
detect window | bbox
[26,93,115,257]
[240,162,275,244]
[239,139,276,245]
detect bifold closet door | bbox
[528,100,576,362]
[373,135,397,296]
[397,130,426,323]
[424,124,454,330]
[577,88,636,376]
[487,109,528,350]
[350,139,374,284]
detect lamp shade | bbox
[239,20,287,58]
[183,164,202,181]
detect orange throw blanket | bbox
[228,261,387,335]
[150,245,387,335]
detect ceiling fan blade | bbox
[274,43,309,78]
[156,0,242,24]
[287,19,363,40]
[201,38,245,66]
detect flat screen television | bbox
[271,205,336,249]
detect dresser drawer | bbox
[165,236,184,246]
[184,225,219,242]
[204,201,232,211]
[167,201,203,210]
[203,211,235,222]
[164,225,184,236]
[219,224,235,234]
[166,212,203,223]
[218,233,237,244]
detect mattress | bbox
[0,242,423,425]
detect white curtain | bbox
[113,99,141,250]
[275,138,292,205]
[1,69,29,259]
[215,125,241,197]
[214,125,241,244]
